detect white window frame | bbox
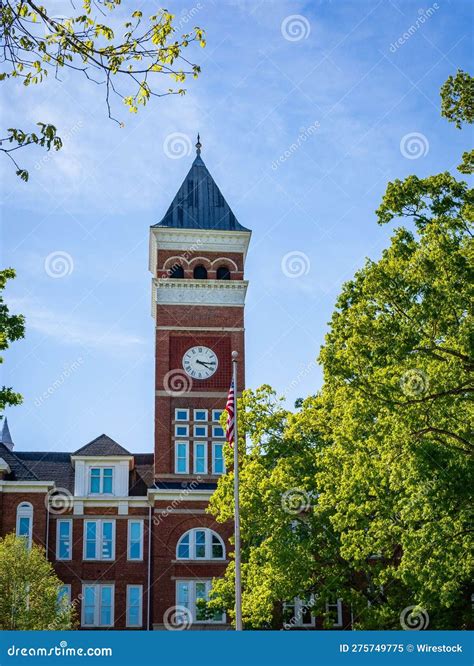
[283,596,316,628]
[326,599,343,627]
[193,424,208,438]
[176,528,225,561]
[175,441,189,474]
[193,409,208,422]
[127,519,144,561]
[56,518,72,561]
[175,408,189,421]
[83,519,116,561]
[126,585,143,627]
[16,502,33,549]
[193,441,208,474]
[88,466,114,496]
[81,583,115,627]
[212,442,226,475]
[212,409,223,422]
[175,424,189,437]
[175,580,224,624]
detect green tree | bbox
[0,269,25,413]
[0,0,205,180]
[0,534,76,629]
[440,69,473,174]
[208,72,473,629]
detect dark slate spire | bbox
[0,417,14,451]
[154,136,250,232]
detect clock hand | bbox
[196,359,215,368]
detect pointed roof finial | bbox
[0,417,14,451]
[196,133,202,156]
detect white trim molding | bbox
[154,278,248,308]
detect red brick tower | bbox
[148,136,251,628]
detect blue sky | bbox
[1,0,472,453]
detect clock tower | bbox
[148,136,251,628]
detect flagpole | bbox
[232,350,243,631]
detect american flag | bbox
[225,380,235,447]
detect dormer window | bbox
[89,467,113,495]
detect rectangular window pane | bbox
[129,521,142,560]
[127,586,141,627]
[57,585,70,607]
[58,521,71,559]
[85,522,97,559]
[175,409,189,421]
[194,410,207,421]
[175,425,188,437]
[102,469,113,494]
[195,582,207,621]
[194,443,206,474]
[213,444,224,474]
[212,425,225,438]
[195,530,206,558]
[212,410,223,422]
[102,522,113,559]
[194,425,207,437]
[176,442,188,473]
[84,586,96,625]
[90,469,100,493]
[18,517,30,538]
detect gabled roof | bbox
[0,442,39,481]
[153,137,250,232]
[73,434,132,457]
[14,451,74,490]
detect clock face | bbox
[182,346,218,380]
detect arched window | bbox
[193,265,207,280]
[16,502,33,549]
[169,264,184,279]
[216,265,231,280]
[176,528,225,560]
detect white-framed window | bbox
[16,502,33,549]
[283,596,316,628]
[175,408,189,422]
[212,409,223,422]
[82,584,114,627]
[57,584,71,608]
[176,528,225,560]
[89,467,114,495]
[176,580,224,624]
[126,585,143,627]
[212,425,225,438]
[326,599,343,627]
[193,442,207,474]
[175,441,189,474]
[175,424,189,437]
[193,424,208,438]
[84,520,115,560]
[127,520,143,561]
[212,442,225,475]
[193,409,208,422]
[56,519,72,560]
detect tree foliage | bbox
[440,68,473,174]
[0,534,76,629]
[0,0,205,179]
[0,268,24,413]
[208,73,473,629]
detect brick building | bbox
[0,139,347,630]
